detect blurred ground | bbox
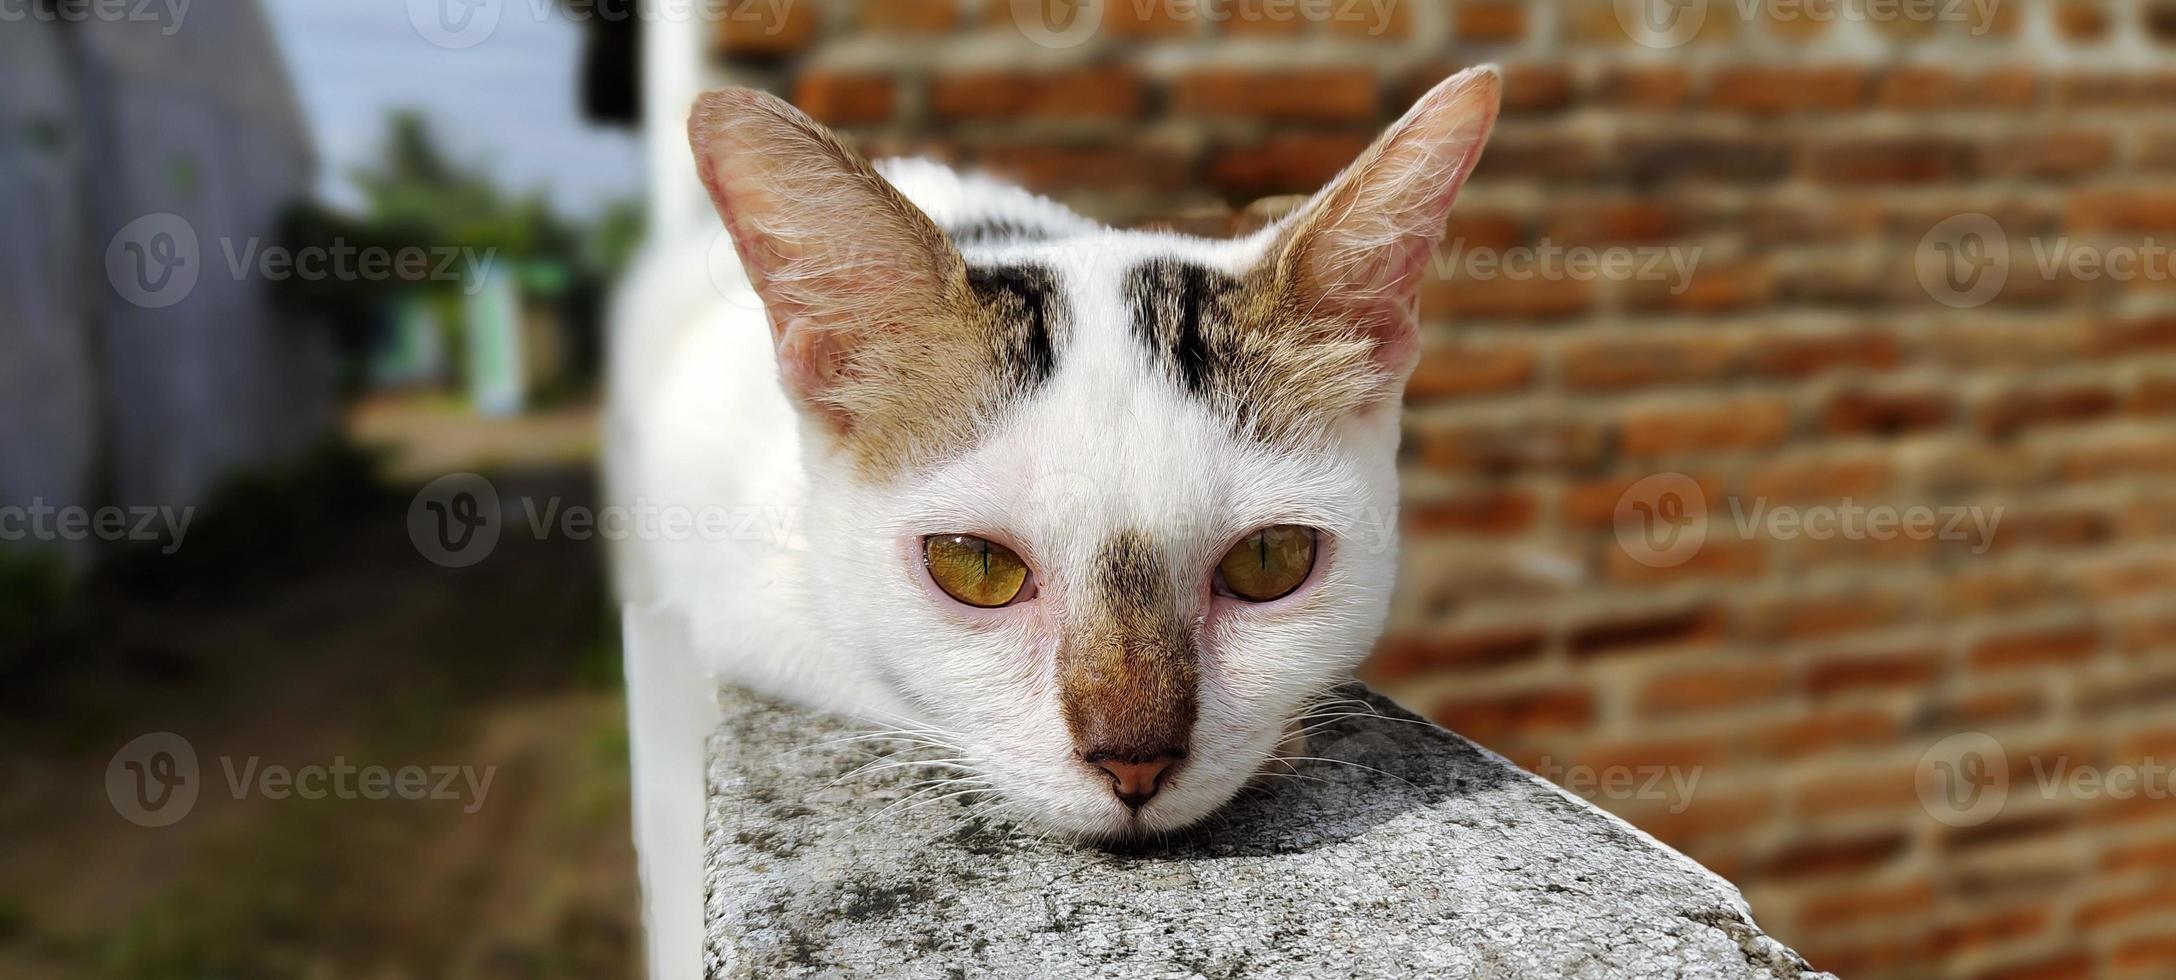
[0,398,636,980]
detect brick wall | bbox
[707,2,2176,976]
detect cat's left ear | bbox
[1270,65,1500,378]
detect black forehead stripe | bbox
[1125,259,1240,397]
[966,263,1064,394]
[949,217,1057,246]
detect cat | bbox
[607,65,1501,849]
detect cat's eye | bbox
[1215,525,1318,603]
[924,534,1032,608]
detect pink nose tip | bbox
[1095,758,1174,811]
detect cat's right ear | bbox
[688,88,968,428]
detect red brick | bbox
[1638,661,1790,715]
[1979,383,2120,438]
[1406,341,1538,401]
[1605,537,1766,585]
[1623,258,1776,313]
[792,72,895,126]
[1559,334,1741,392]
[1742,456,1893,502]
[2073,883,2176,929]
[1753,831,1908,880]
[856,0,955,33]
[970,142,1190,194]
[1615,135,1792,182]
[1971,950,2094,980]
[1203,132,1373,199]
[2054,0,2109,39]
[1365,625,1548,679]
[2069,188,2176,232]
[1822,389,1956,437]
[1543,200,1685,244]
[1560,473,1725,529]
[1453,0,1525,42]
[1707,66,1868,113]
[1792,767,1921,819]
[1807,136,1976,184]
[1498,64,1574,112]
[1409,416,1609,475]
[1970,626,2101,671]
[1405,490,1537,536]
[1877,66,2040,109]
[1794,879,1934,929]
[1423,273,1596,321]
[929,66,1145,121]
[2115,936,2176,974]
[1429,687,1596,742]
[1944,808,2075,853]
[1173,68,1379,122]
[1326,0,1411,38]
[1569,606,1726,658]
[1599,65,1692,108]
[1751,707,1900,758]
[714,0,819,55]
[1804,648,1944,697]
[1102,0,1195,38]
[1933,906,2050,958]
[1983,131,2115,179]
[1620,398,1792,457]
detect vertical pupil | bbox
[1256,532,1268,570]
[979,537,990,577]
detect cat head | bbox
[691,67,1499,839]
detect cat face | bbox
[691,67,1500,839]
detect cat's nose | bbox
[1089,753,1179,811]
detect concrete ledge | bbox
[704,685,1832,979]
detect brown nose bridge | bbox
[1059,531,1199,763]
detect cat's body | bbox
[606,78,1502,955]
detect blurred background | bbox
[4,1,2173,977]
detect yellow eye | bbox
[1217,525,1317,602]
[924,535,1031,608]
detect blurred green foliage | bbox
[273,112,645,392]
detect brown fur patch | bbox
[1124,258,1383,448]
[1058,530,1199,763]
[689,89,1069,482]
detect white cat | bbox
[607,66,1499,888]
